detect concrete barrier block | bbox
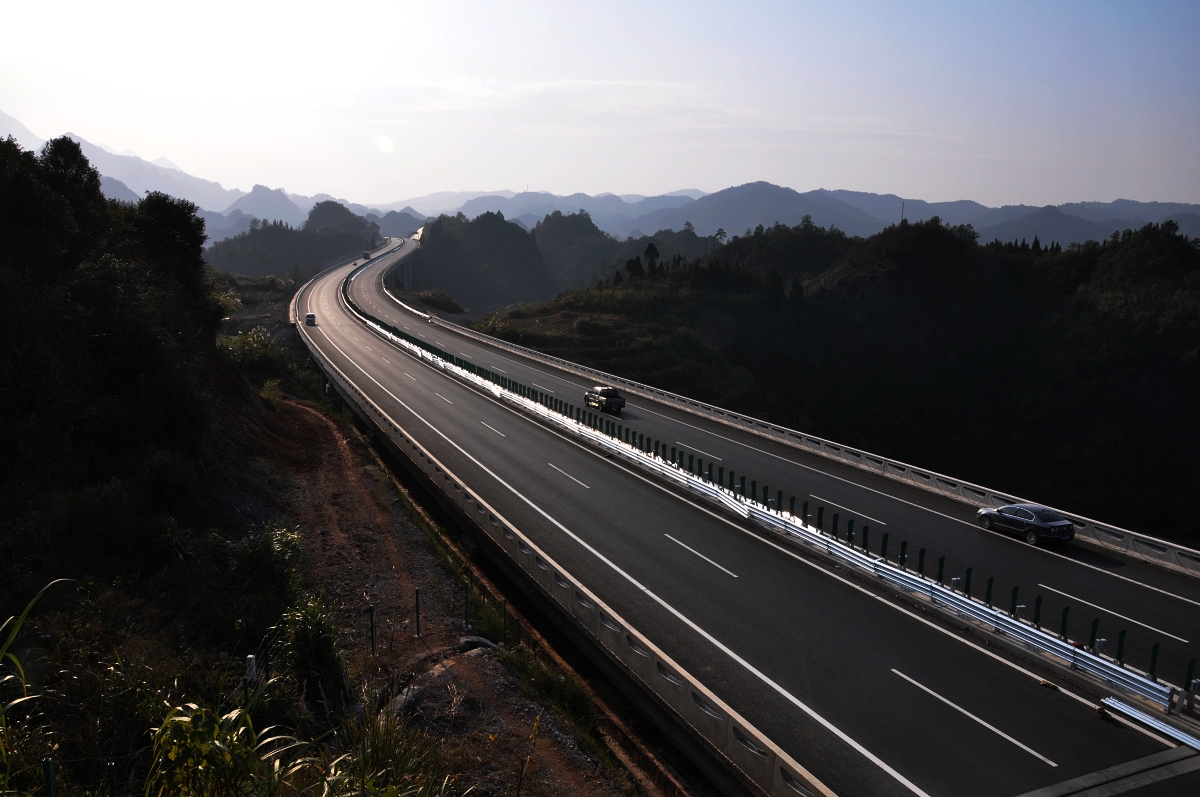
[684,688,730,751]
[723,720,775,788]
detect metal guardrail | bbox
[1102,698,1200,750]
[298,284,834,797]
[345,285,1189,715]
[385,286,1200,579]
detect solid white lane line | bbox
[676,442,723,461]
[664,534,738,577]
[382,357,390,364]
[548,462,589,488]
[404,373,416,381]
[809,495,888,526]
[1036,585,1189,643]
[316,332,929,797]
[481,421,506,438]
[435,393,453,404]
[492,367,507,373]
[629,403,1200,608]
[532,383,554,393]
[892,669,1057,766]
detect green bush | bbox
[278,597,347,714]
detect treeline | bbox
[480,216,1200,542]
[204,200,378,280]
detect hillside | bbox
[479,217,1200,544]
[408,212,558,310]
[204,223,363,279]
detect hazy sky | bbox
[2,1,1197,206]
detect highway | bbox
[298,240,1200,797]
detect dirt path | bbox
[268,398,630,796]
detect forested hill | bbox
[409,211,558,310]
[479,217,1200,543]
[204,200,379,279]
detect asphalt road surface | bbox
[296,242,1197,797]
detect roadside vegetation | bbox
[2,136,623,796]
[479,216,1200,543]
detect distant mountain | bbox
[457,191,696,238]
[63,134,245,211]
[198,208,255,245]
[379,190,517,217]
[820,189,991,226]
[977,206,1114,245]
[151,156,183,171]
[1169,213,1200,237]
[369,210,425,238]
[226,185,307,226]
[99,175,140,203]
[0,108,45,151]
[627,182,890,238]
[1056,200,1199,224]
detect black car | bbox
[584,385,625,414]
[977,503,1075,545]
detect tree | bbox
[683,221,695,233]
[625,256,645,281]
[715,228,726,244]
[643,241,662,272]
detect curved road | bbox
[296,240,1199,797]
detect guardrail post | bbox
[710,464,716,482]
[964,567,972,596]
[44,758,53,797]
[862,525,869,552]
[789,496,795,515]
[107,761,117,797]
[1034,595,1042,629]
[739,475,746,495]
[1059,606,1069,641]
[1149,642,1160,682]
[831,513,839,540]
[1009,586,1018,618]
[777,489,783,512]
[802,500,809,524]
[1185,658,1195,711]
[900,541,908,570]
[671,446,677,462]
[1088,618,1100,651]
[719,466,725,485]
[816,506,824,531]
[985,576,994,607]
[639,433,644,450]
[751,479,756,500]
[936,556,945,585]
[698,457,704,475]
[881,532,889,561]
[917,548,926,576]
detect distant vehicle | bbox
[363,250,370,260]
[304,313,316,326]
[584,386,625,414]
[977,503,1075,545]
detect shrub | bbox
[278,597,346,714]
